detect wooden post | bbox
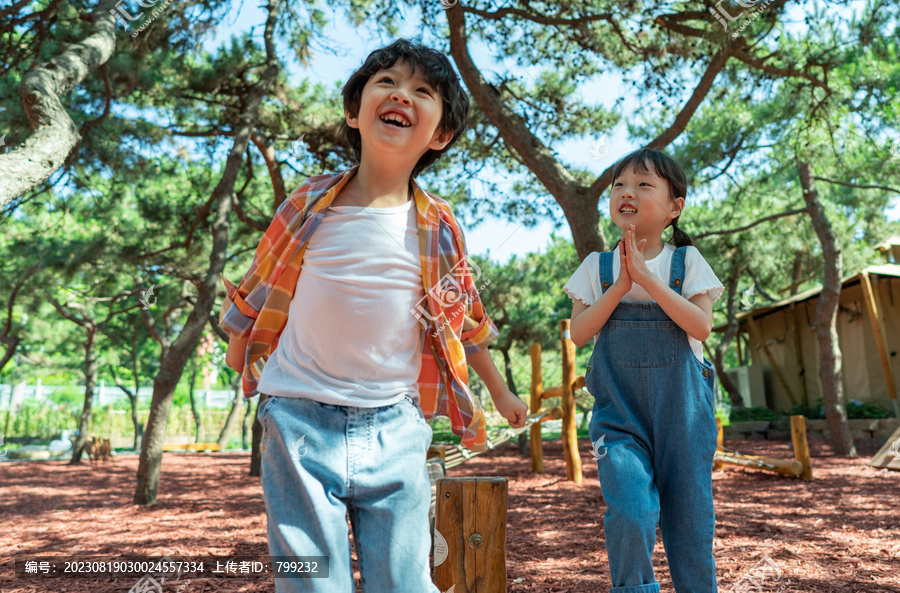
[529,344,544,474]
[860,272,898,410]
[434,477,507,593]
[790,415,814,481]
[746,316,800,406]
[713,417,724,470]
[560,320,583,484]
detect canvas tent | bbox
[720,263,900,417]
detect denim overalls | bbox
[586,247,719,593]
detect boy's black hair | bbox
[341,39,469,179]
[611,148,693,247]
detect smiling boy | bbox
[219,39,527,593]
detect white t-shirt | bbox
[257,199,425,407]
[563,243,724,361]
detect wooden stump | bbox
[434,477,507,593]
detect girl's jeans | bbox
[258,394,439,593]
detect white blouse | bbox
[563,243,724,361]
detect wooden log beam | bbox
[714,451,803,476]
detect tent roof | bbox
[713,263,900,331]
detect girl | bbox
[565,148,724,593]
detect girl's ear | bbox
[669,197,685,219]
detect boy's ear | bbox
[428,126,454,152]
[669,197,685,219]
[345,108,359,129]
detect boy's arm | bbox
[467,349,528,429]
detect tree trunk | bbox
[249,394,267,477]
[133,1,282,504]
[217,377,243,449]
[70,325,98,464]
[242,397,253,450]
[188,361,202,440]
[798,162,855,456]
[713,265,745,406]
[499,348,528,455]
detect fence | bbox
[0,380,238,410]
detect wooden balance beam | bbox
[715,415,813,480]
[162,442,221,452]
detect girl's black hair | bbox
[610,148,693,247]
[341,39,470,179]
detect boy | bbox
[219,39,528,593]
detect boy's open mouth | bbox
[620,205,637,214]
[380,112,411,128]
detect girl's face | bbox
[610,162,684,236]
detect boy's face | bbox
[609,163,683,234]
[346,59,453,164]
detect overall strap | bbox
[669,245,688,296]
[599,251,614,294]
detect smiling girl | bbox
[564,148,724,593]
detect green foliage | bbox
[729,406,780,422]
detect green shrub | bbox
[846,400,889,419]
[729,406,779,421]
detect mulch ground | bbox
[1,435,898,592]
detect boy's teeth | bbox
[381,114,410,127]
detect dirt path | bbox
[1,435,897,592]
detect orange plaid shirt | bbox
[219,168,497,451]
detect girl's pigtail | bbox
[671,218,693,247]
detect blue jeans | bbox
[587,248,719,593]
[258,395,439,593]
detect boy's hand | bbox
[491,389,528,429]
